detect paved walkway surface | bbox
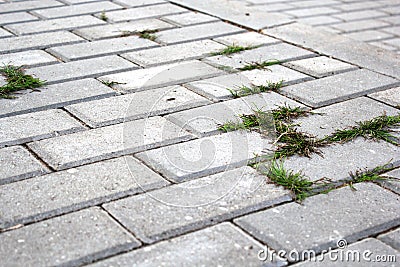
[0,0,399,266]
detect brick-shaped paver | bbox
[379,228,400,251]
[32,1,123,19]
[28,116,193,170]
[156,21,244,44]
[103,166,291,243]
[0,109,84,148]
[161,12,218,26]
[235,183,400,257]
[0,0,63,14]
[5,15,106,35]
[66,85,211,127]
[213,31,280,47]
[89,223,283,267]
[336,1,384,12]
[381,168,400,195]
[121,40,225,67]
[105,3,187,22]
[284,138,400,182]
[331,19,390,33]
[0,31,84,53]
[0,207,140,266]
[297,15,342,26]
[204,43,316,70]
[0,79,115,118]
[344,30,394,42]
[294,97,399,138]
[73,19,174,40]
[369,87,400,108]
[0,12,38,25]
[136,131,273,182]
[382,27,400,36]
[99,60,222,92]
[0,156,168,229]
[27,55,137,84]
[285,6,340,18]
[48,36,157,61]
[0,146,48,185]
[281,69,399,108]
[284,56,358,78]
[113,0,166,8]
[0,50,58,68]
[167,92,305,136]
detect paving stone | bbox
[5,15,106,35]
[235,183,400,258]
[333,10,388,22]
[285,7,340,18]
[204,43,316,70]
[156,21,244,44]
[113,0,167,8]
[0,146,48,185]
[369,87,400,107]
[0,50,58,68]
[0,27,12,38]
[379,228,400,251]
[294,238,400,266]
[0,31,84,53]
[0,109,84,148]
[48,36,157,61]
[89,222,282,267]
[136,131,275,182]
[284,138,400,182]
[99,60,223,92]
[331,19,391,33]
[370,41,399,51]
[28,116,193,170]
[343,30,395,42]
[103,166,291,243]
[161,11,219,26]
[167,92,305,136]
[281,69,399,108]
[0,79,115,118]
[0,12,38,25]
[381,26,400,36]
[381,168,400,195]
[380,5,400,15]
[337,1,384,12]
[0,207,140,266]
[66,85,211,127]
[380,15,400,25]
[32,1,123,19]
[27,55,137,84]
[289,0,340,8]
[62,0,100,4]
[0,0,63,14]
[0,156,168,229]
[213,31,281,47]
[296,15,343,26]
[105,3,187,22]
[73,19,174,40]
[283,56,358,78]
[383,38,400,49]
[294,97,399,139]
[121,40,225,67]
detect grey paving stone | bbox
[381,26,400,36]
[113,0,166,8]
[0,31,84,53]
[294,97,399,139]
[369,87,400,108]
[121,40,225,67]
[28,116,193,170]
[343,30,395,42]
[336,1,384,12]
[73,19,174,40]
[161,12,218,26]
[294,238,400,266]
[103,166,291,243]
[98,60,223,92]
[381,168,400,195]
[289,0,340,8]
[379,228,400,251]
[380,15,400,25]
[383,38,400,49]
[213,31,281,47]
[0,207,140,266]
[0,109,84,148]
[89,222,286,267]
[333,10,388,22]
[0,12,38,25]
[0,156,168,229]
[156,21,244,44]
[370,41,399,51]
[0,146,48,185]
[32,1,123,19]
[235,183,400,258]
[167,92,306,137]
[0,50,58,68]
[284,138,400,182]
[0,0,63,14]
[5,15,106,35]
[0,79,115,118]
[283,56,358,78]
[0,27,12,38]
[297,15,342,26]
[105,3,187,22]
[66,85,211,127]
[331,19,391,33]
[285,7,340,18]
[27,55,137,84]
[281,69,399,108]
[136,131,274,182]
[204,43,316,70]
[47,36,157,61]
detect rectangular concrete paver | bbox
[113,0,167,7]
[235,183,400,257]
[103,166,291,243]
[28,116,193,170]
[378,227,400,251]
[213,31,280,47]
[381,168,400,195]
[0,12,38,25]
[0,207,140,266]
[369,87,400,108]
[0,50,58,68]
[161,12,218,26]
[0,156,168,229]
[0,0,63,14]
[0,109,84,148]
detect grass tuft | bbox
[211,45,259,56]
[239,60,281,71]
[271,104,310,122]
[99,11,108,21]
[137,29,158,41]
[228,80,284,98]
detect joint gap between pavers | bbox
[374,181,400,197]
[365,95,400,110]
[22,143,55,172]
[159,16,220,28]
[61,107,92,129]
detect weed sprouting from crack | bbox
[211,45,260,56]
[227,80,284,98]
[0,65,46,99]
[271,104,311,122]
[100,80,126,87]
[239,60,281,71]
[347,163,396,190]
[137,29,158,41]
[99,11,108,21]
